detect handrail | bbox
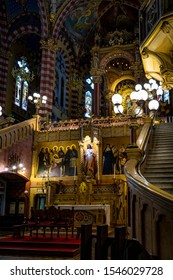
[125,118,173,209]
[124,120,173,258]
[125,158,173,209]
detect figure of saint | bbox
[37,147,45,176]
[50,146,60,176]
[112,145,119,175]
[44,147,51,171]
[118,152,127,174]
[64,146,72,176]
[58,146,65,176]
[117,145,127,174]
[70,145,78,176]
[103,144,113,174]
[84,144,95,178]
[92,52,99,68]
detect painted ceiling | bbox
[4,0,143,45]
[2,0,146,73]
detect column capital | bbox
[40,38,59,51]
[90,68,103,83]
[161,21,172,34]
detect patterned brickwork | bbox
[8,25,40,47]
[52,31,79,118]
[39,46,56,118]
[0,2,9,113]
[1,0,83,119]
[37,0,48,38]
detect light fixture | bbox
[12,56,34,82]
[5,153,26,173]
[112,79,162,117]
[28,92,47,114]
[0,106,2,116]
[112,78,163,146]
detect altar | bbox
[54,204,110,226]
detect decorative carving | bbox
[103,29,134,47]
[141,47,149,59]
[40,39,59,51]
[161,21,172,34]
[160,64,173,89]
[90,68,103,84]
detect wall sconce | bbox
[4,153,26,173]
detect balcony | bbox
[139,0,173,89]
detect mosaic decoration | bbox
[65,2,97,40]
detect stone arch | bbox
[100,48,135,71]
[7,26,41,51]
[52,0,83,38]
[111,75,136,92]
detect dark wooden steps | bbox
[0,235,80,258]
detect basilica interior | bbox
[0,0,173,260]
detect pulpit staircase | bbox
[142,122,173,195]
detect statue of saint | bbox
[84,144,95,178]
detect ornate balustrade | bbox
[40,116,144,131]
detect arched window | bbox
[13,57,31,111]
[54,52,66,109]
[85,77,94,118]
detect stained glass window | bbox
[14,58,29,111]
[85,77,93,118]
[15,76,22,107]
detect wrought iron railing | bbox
[139,0,173,44]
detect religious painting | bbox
[102,142,127,176]
[66,2,97,39]
[36,143,78,178]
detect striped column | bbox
[57,38,78,119]
[0,1,9,114]
[39,39,57,120]
[0,53,9,114]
